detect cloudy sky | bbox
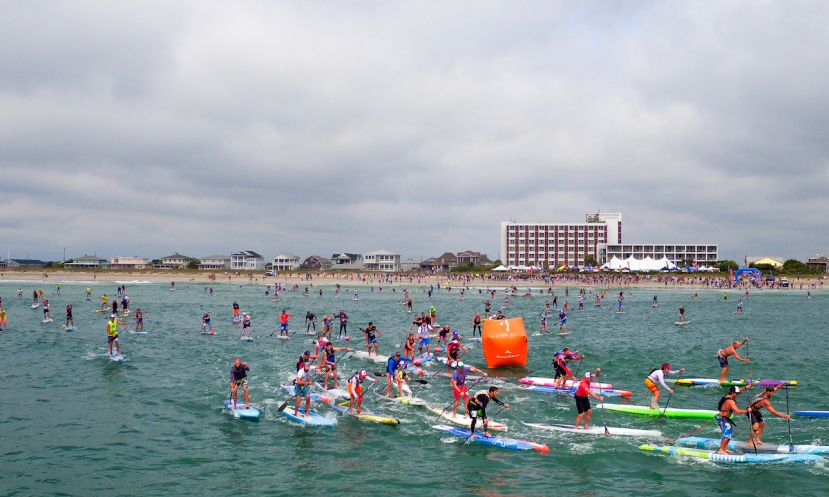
[1,1,827,262]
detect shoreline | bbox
[0,270,824,292]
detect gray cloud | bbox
[1,1,828,262]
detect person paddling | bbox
[553,348,584,388]
[451,361,487,417]
[347,370,376,413]
[467,387,509,438]
[294,362,313,417]
[574,369,604,430]
[747,385,791,447]
[645,363,685,409]
[229,358,250,409]
[717,339,750,382]
[715,386,751,454]
[385,352,412,397]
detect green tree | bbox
[718,260,739,272]
[187,259,201,270]
[782,259,811,274]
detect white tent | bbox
[657,256,678,270]
[491,265,509,272]
[601,256,625,270]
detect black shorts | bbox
[749,410,764,425]
[717,355,728,368]
[575,395,591,414]
[554,364,566,379]
[108,334,119,343]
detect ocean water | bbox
[1,282,827,497]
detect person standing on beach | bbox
[716,339,750,382]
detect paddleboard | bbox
[42,318,53,323]
[674,321,689,326]
[129,330,148,335]
[523,422,662,438]
[639,444,823,464]
[794,411,829,417]
[232,317,242,323]
[675,378,797,387]
[107,353,126,362]
[314,383,348,399]
[240,335,254,341]
[436,356,479,369]
[223,400,261,420]
[427,406,507,431]
[597,403,716,419]
[282,385,336,404]
[64,326,77,332]
[200,331,215,336]
[433,424,548,453]
[520,377,614,390]
[519,384,632,398]
[331,405,400,425]
[676,436,829,455]
[351,350,387,364]
[280,405,337,427]
[278,335,289,340]
[375,392,427,406]
[31,303,40,308]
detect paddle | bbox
[277,401,288,413]
[597,378,610,436]
[745,338,752,381]
[784,383,795,452]
[372,371,427,385]
[661,370,685,416]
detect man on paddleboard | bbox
[106,314,129,357]
[347,370,375,413]
[716,339,750,382]
[574,370,604,430]
[747,385,791,447]
[385,352,412,397]
[715,386,751,454]
[294,362,313,417]
[645,363,685,409]
[229,358,250,409]
[553,348,584,388]
[467,387,509,438]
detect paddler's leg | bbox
[386,372,392,396]
[231,383,238,408]
[243,382,249,408]
[715,416,733,454]
[718,355,729,383]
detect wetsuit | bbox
[467,392,505,435]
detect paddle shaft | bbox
[661,370,684,415]
[785,385,794,451]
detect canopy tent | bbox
[491,265,509,272]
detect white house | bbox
[363,250,401,272]
[65,255,108,269]
[199,255,231,271]
[400,257,423,271]
[272,253,300,271]
[231,251,264,271]
[109,256,149,270]
[155,253,194,269]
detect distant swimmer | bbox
[645,363,685,409]
[717,339,750,382]
[715,386,751,454]
[747,385,791,447]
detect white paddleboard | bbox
[240,335,254,341]
[427,406,507,431]
[523,422,662,438]
[31,303,40,308]
[107,353,126,362]
[64,326,77,332]
[130,330,149,335]
[674,321,690,326]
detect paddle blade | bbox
[277,402,288,413]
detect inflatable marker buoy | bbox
[482,318,528,368]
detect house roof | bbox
[274,253,299,259]
[364,250,397,256]
[72,255,106,262]
[161,253,193,260]
[3,259,48,265]
[232,250,263,258]
[201,255,230,260]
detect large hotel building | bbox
[500,212,718,267]
[500,213,622,268]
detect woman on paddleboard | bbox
[645,363,685,409]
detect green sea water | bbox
[1,281,827,497]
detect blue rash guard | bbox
[386,355,412,375]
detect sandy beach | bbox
[0,269,824,292]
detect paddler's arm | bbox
[469,367,488,377]
[765,402,791,420]
[732,351,750,363]
[587,390,603,402]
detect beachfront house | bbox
[808,255,829,273]
[456,250,492,266]
[199,255,231,271]
[331,253,363,270]
[362,250,400,272]
[155,253,195,269]
[746,256,785,269]
[64,255,108,269]
[400,257,423,271]
[0,258,48,268]
[420,252,458,272]
[272,253,300,271]
[109,256,149,270]
[230,251,264,271]
[300,255,332,270]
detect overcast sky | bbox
[1,1,827,262]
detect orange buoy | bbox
[481,317,528,368]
